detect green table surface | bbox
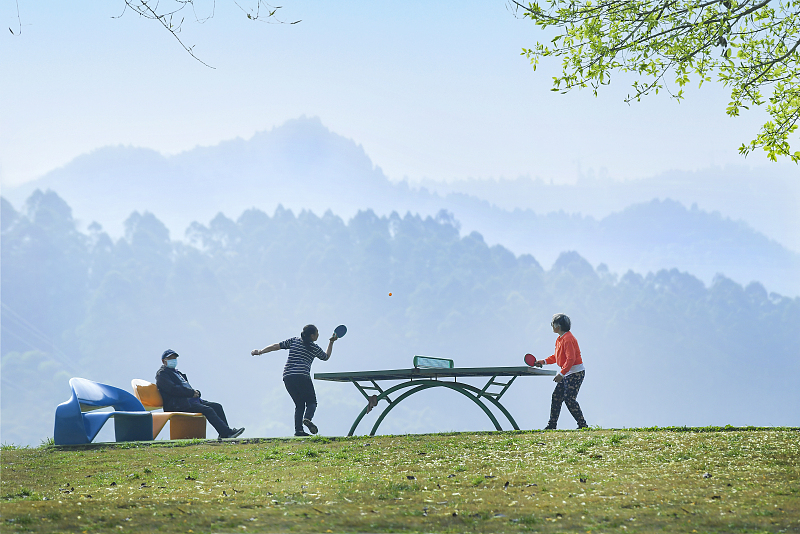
[314,366,556,382]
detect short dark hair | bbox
[551,313,571,332]
[300,324,318,344]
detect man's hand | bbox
[193,390,201,398]
[553,374,564,383]
[251,349,260,356]
[535,359,544,368]
[329,333,338,343]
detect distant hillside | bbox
[447,197,800,297]
[418,165,800,254]
[2,190,798,445]
[3,116,798,296]
[2,117,414,237]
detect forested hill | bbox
[1,190,799,446]
[3,116,798,296]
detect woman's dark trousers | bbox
[548,370,587,428]
[283,375,317,434]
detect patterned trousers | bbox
[548,370,586,428]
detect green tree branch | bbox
[514,0,800,162]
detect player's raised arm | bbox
[326,333,337,358]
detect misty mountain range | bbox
[3,116,798,297]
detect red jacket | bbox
[545,331,583,377]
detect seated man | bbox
[156,349,244,439]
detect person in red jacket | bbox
[533,313,588,430]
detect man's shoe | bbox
[294,431,310,437]
[578,423,588,429]
[544,423,557,430]
[303,418,318,435]
[228,428,245,439]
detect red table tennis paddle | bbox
[524,353,538,367]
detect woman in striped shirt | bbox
[252,325,337,436]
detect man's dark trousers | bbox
[190,399,232,437]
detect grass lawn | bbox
[2,427,798,533]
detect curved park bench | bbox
[314,356,555,436]
[131,379,207,440]
[54,377,152,445]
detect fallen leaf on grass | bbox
[406,475,416,480]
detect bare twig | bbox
[9,0,22,35]
[126,0,217,68]
[116,0,300,67]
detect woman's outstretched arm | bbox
[251,343,280,356]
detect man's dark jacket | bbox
[155,366,201,412]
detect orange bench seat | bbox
[131,379,206,440]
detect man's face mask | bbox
[166,359,178,369]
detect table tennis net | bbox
[413,356,454,369]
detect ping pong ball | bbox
[389,292,392,296]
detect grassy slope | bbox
[1,428,798,533]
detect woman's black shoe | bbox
[303,418,318,435]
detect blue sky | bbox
[0,0,779,187]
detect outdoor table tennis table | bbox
[314,366,556,436]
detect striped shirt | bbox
[281,337,329,378]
